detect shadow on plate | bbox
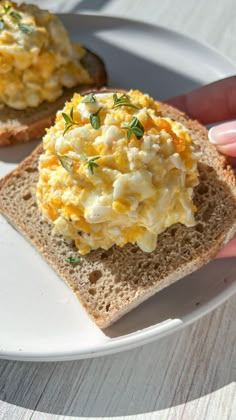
[70,33,201,99]
[0,138,41,164]
[71,0,110,13]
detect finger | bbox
[226,156,236,167]
[166,76,236,125]
[216,143,236,158]
[208,121,236,157]
[216,237,236,258]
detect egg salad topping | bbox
[0,1,92,109]
[36,90,200,255]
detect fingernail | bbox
[208,121,236,145]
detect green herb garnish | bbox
[18,22,33,34]
[90,107,102,130]
[62,107,79,135]
[80,154,100,175]
[0,4,11,22]
[122,116,144,140]
[10,11,22,19]
[66,256,81,264]
[3,5,11,13]
[112,93,139,110]
[54,154,73,174]
[81,93,96,103]
[0,5,25,30]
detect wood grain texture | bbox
[1,1,236,419]
[0,296,235,419]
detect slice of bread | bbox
[1,102,236,328]
[0,49,107,146]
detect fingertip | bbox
[208,121,236,145]
[216,143,236,157]
[216,237,236,258]
[208,120,236,156]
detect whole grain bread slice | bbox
[1,102,236,328]
[0,49,107,146]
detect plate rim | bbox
[1,278,235,362]
[1,13,236,362]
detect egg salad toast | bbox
[1,90,236,328]
[0,2,107,146]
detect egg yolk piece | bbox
[36,90,200,255]
[0,1,92,109]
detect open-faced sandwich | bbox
[1,89,236,327]
[0,1,107,146]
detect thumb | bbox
[209,122,236,259]
[208,121,236,157]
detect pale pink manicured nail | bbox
[216,143,236,157]
[208,121,236,145]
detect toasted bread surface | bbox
[1,102,236,328]
[0,49,107,146]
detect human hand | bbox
[166,76,236,258]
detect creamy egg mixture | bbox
[37,90,200,255]
[0,1,92,109]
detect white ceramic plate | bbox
[0,14,236,362]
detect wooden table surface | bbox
[1,1,236,419]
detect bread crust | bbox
[0,48,107,146]
[1,96,236,328]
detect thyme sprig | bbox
[54,153,73,174]
[0,4,12,29]
[81,93,96,103]
[10,11,22,19]
[112,93,139,110]
[66,256,81,264]
[0,5,32,33]
[62,107,79,135]
[18,22,33,34]
[0,5,11,16]
[80,154,100,175]
[122,116,144,140]
[90,107,102,130]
